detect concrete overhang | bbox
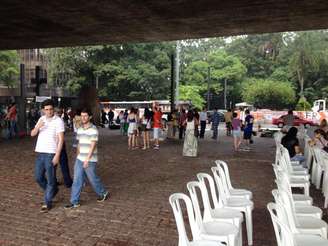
[1,0,328,49]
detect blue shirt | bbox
[244,114,254,132]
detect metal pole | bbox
[175,41,180,108]
[96,75,99,89]
[170,54,175,113]
[207,67,211,110]
[224,78,227,109]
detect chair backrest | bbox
[186,181,206,232]
[313,147,324,168]
[169,193,201,245]
[275,190,299,233]
[211,166,229,204]
[196,172,222,211]
[267,202,296,246]
[215,160,233,190]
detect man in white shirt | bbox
[199,107,207,138]
[31,99,64,212]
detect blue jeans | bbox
[34,153,57,207]
[54,142,73,188]
[291,154,306,166]
[70,159,107,205]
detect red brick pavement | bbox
[0,129,327,246]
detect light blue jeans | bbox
[291,154,306,167]
[35,153,57,207]
[70,159,107,205]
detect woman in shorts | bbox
[141,108,152,149]
[232,112,242,151]
[127,107,137,149]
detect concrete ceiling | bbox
[1,0,328,50]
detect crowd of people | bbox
[100,105,256,156]
[2,99,258,212]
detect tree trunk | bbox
[297,69,304,96]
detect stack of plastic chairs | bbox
[169,160,254,246]
[269,136,328,245]
[301,133,328,208]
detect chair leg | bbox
[228,234,236,246]
[304,183,310,196]
[245,207,253,246]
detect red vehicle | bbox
[272,115,317,128]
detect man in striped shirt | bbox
[65,108,109,209]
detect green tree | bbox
[0,50,19,88]
[178,85,205,109]
[295,96,312,111]
[288,32,325,96]
[242,78,296,109]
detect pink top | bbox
[232,118,241,131]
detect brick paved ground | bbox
[0,128,327,246]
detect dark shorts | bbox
[244,130,252,140]
[226,122,232,129]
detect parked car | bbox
[272,115,317,128]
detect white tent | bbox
[235,102,253,107]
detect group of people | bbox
[281,113,328,166]
[0,102,18,139]
[224,109,254,152]
[31,99,109,212]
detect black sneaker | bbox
[64,203,81,209]
[97,191,110,202]
[40,204,51,213]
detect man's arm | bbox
[83,141,97,168]
[52,132,64,165]
[31,119,44,137]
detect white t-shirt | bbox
[199,111,207,121]
[35,115,65,154]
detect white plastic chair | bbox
[169,193,226,246]
[272,188,322,219]
[272,164,313,205]
[267,202,328,246]
[185,182,240,246]
[215,160,253,200]
[280,146,309,176]
[276,190,328,238]
[312,147,325,189]
[211,166,254,246]
[193,173,244,228]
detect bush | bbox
[295,96,312,111]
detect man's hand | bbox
[35,120,45,131]
[52,154,60,166]
[83,160,89,169]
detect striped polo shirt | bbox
[35,115,65,154]
[77,124,98,162]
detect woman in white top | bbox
[183,110,198,157]
[127,108,137,149]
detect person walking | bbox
[199,107,207,139]
[183,111,198,157]
[178,109,187,139]
[127,108,137,149]
[5,102,17,139]
[64,108,109,209]
[153,106,163,150]
[31,99,64,212]
[242,109,254,150]
[141,108,152,149]
[211,108,220,140]
[224,109,233,136]
[231,112,242,152]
